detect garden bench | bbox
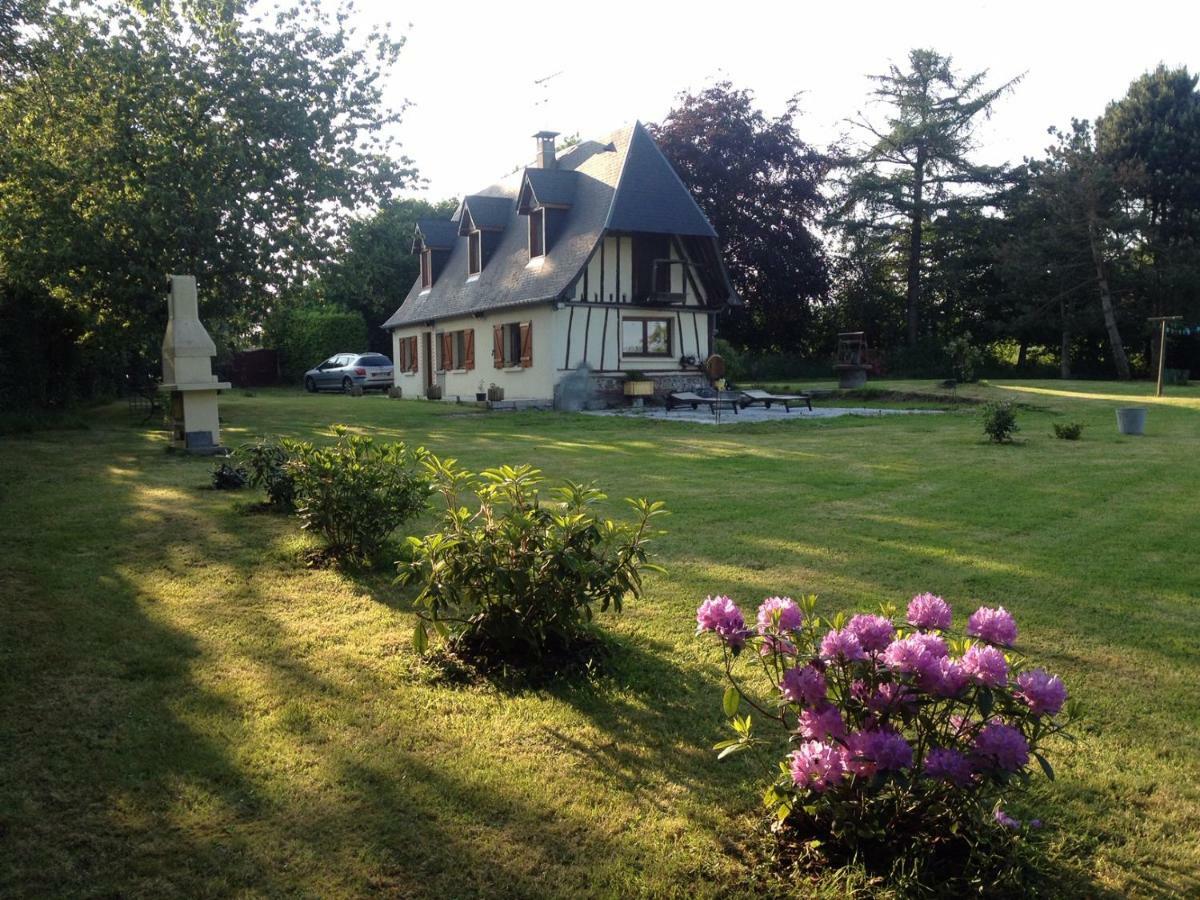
[738,389,812,412]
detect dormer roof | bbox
[383,121,733,330]
[411,219,459,252]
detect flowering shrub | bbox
[697,592,1076,882]
[235,436,300,509]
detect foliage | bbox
[982,400,1019,443]
[1053,422,1083,441]
[210,461,247,490]
[831,49,1019,349]
[312,198,458,354]
[398,459,667,677]
[274,308,368,381]
[945,333,983,383]
[235,437,300,509]
[697,592,1076,887]
[649,82,830,354]
[0,0,417,407]
[286,425,431,562]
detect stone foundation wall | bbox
[586,372,709,408]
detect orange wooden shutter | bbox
[464,329,475,370]
[440,333,451,370]
[409,337,418,373]
[519,322,532,368]
[493,325,503,368]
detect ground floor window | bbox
[493,321,533,368]
[437,328,475,371]
[397,335,418,373]
[622,317,672,357]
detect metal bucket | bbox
[1115,407,1146,436]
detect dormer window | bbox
[529,209,545,258]
[420,248,432,288]
[468,230,482,276]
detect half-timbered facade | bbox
[382,122,737,403]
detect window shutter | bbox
[439,333,451,371]
[519,322,533,368]
[409,337,419,373]
[464,329,475,370]
[493,325,503,369]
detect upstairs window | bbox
[467,231,481,276]
[420,249,432,288]
[529,208,545,258]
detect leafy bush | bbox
[697,592,1076,888]
[274,307,367,381]
[946,334,984,383]
[982,400,1019,443]
[211,461,248,490]
[398,460,667,676]
[1053,422,1083,441]
[286,426,431,562]
[236,437,300,509]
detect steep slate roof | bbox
[413,219,458,250]
[383,121,729,329]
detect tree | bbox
[0,0,417,405]
[649,83,830,354]
[1098,66,1200,368]
[834,49,1019,347]
[314,198,457,354]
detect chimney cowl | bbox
[533,130,559,169]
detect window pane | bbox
[622,320,645,354]
[646,321,670,354]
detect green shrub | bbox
[945,334,983,383]
[211,461,247,490]
[981,401,1019,443]
[235,437,301,509]
[398,459,668,677]
[275,307,368,381]
[287,426,431,562]
[1053,422,1083,441]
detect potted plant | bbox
[487,383,505,402]
[475,380,487,402]
[426,384,443,401]
[623,371,654,397]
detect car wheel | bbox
[304,376,317,393]
[342,377,354,394]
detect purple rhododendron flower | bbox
[790,740,844,793]
[798,703,846,741]
[867,681,916,716]
[962,644,1009,687]
[781,665,827,706]
[696,595,748,648]
[1016,668,1068,716]
[846,614,896,653]
[759,635,797,657]
[967,605,1018,646]
[871,730,914,771]
[924,748,974,787]
[842,729,913,776]
[910,632,948,659]
[756,596,803,634]
[994,808,1021,829]
[929,656,970,697]
[908,592,953,630]
[820,628,867,662]
[882,634,941,682]
[974,721,1030,771]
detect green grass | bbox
[2,381,1199,897]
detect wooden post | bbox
[1148,316,1182,398]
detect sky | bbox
[353,0,1200,200]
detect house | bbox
[382,122,738,405]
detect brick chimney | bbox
[533,130,559,169]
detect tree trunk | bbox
[1017,340,1028,370]
[1059,298,1071,378]
[905,149,925,347]
[1086,209,1131,380]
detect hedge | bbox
[276,308,368,381]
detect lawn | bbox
[2,380,1198,897]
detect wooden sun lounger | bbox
[738,389,813,412]
[666,391,739,414]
